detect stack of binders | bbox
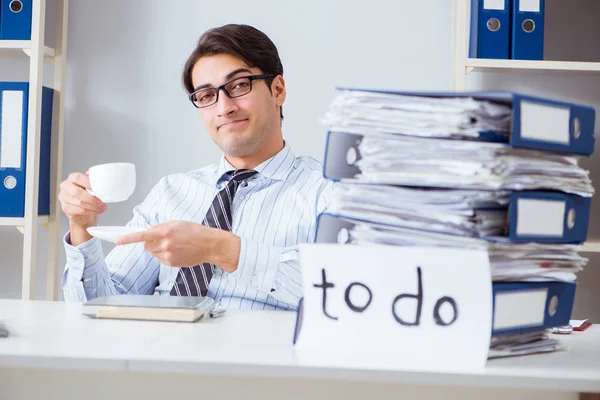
[470,0,545,60]
[0,82,54,218]
[316,88,595,358]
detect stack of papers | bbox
[344,218,586,282]
[323,89,512,139]
[488,329,566,359]
[329,183,511,237]
[351,134,593,197]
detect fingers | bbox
[116,229,159,245]
[68,172,92,190]
[61,182,105,212]
[59,172,106,219]
[144,240,162,253]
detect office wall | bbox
[0,0,598,321]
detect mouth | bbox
[218,119,248,130]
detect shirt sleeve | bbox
[232,178,337,308]
[233,238,302,307]
[61,179,165,302]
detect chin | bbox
[219,140,260,158]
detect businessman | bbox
[59,24,333,311]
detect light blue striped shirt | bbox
[61,142,334,311]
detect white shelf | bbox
[1,1,69,301]
[0,216,50,227]
[0,40,55,58]
[582,241,600,253]
[465,58,600,75]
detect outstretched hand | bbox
[116,221,240,272]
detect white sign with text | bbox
[294,244,492,371]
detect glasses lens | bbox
[224,77,252,98]
[193,88,217,108]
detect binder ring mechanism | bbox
[522,19,536,33]
[572,117,581,139]
[4,176,17,190]
[486,18,501,32]
[346,146,358,166]
[337,228,350,244]
[9,0,23,13]
[548,295,559,317]
[567,208,576,230]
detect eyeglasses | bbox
[189,74,275,109]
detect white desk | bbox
[0,299,598,400]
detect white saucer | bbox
[87,226,145,243]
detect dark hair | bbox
[182,24,284,121]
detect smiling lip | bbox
[218,119,248,130]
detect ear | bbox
[272,75,286,107]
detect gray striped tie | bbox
[170,169,258,297]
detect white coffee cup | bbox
[87,162,136,203]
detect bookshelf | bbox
[0,0,69,300]
[0,39,55,58]
[450,0,600,254]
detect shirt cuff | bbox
[63,231,105,280]
[234,237,280,291]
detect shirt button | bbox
[251,275,258,283]
[86,255,94,261]
[215,268,223,275]
[238,194,246,200]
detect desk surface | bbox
[0,299,598,393]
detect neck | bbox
[226,136,284,170]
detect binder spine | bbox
[0,82,53,218]
[38,87,54,216]
[0,0,33,40]
[471,0,511,59]
[511,0,545,60]
[469,0,480,58]
[511,94,596,155]
[508,191,591,244]
[323,131,363,181]
[0,82,28,217]
[492,281,576,336]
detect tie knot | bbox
[229,169,258,183]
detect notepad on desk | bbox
[82,295,216,323]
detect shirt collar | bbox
[215,141,295,185]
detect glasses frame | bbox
[189,73,276,109]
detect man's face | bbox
[190,53,285,158]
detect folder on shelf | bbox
[0,82,54,218]
[293,280,575,343]
[325,89,595,156]
[0,0,32,40]
[469,0,511,59]
[511,0,545,60]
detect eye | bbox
[199,92,215,103]
[234,82,250,89]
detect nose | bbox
[216,88,239,117]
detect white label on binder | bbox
[484,0,505,10]
[0,91,24,169]
[493,288,547,329]
[520,101,570,144]
[295,244,492,371]
[519,0,540,12]
[516,198,566,237]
